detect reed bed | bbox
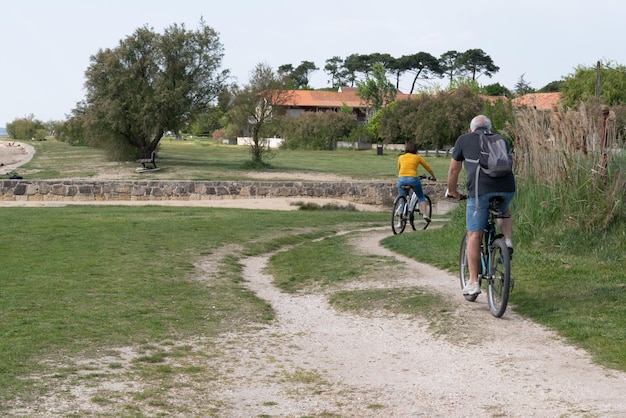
[508,102,625,242]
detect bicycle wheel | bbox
[410,195,432,231]
[391,195,407,235]
[459,232,478,302]
[487,238,511,317]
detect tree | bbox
[375,86,484,148]
[562,60,626,107]
[190,85,235,136]
[227,63,293,166]
[440,50,462,82]
[356,62,397,116]
[458,48,499,80]
[401,52,443,94]
[538,80,564,93]
[344,53,372,85]
[482,82,511,97]
[6,114,46,141]
[324,56,345,88]
[292,61,318,89]
[78,20,228,160]
[280,111,356,150]
[514,74,535,96]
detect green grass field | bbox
[16,137,454,181]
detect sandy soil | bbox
[5,142,626,416]
[0,140,35,175]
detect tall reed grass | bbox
[508,102,625,251]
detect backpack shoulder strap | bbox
[460,131,485,202]
[464,131,484,165]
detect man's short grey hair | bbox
[470,115,492,132]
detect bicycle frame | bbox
[458,195,512,318]
[391,181,432,235]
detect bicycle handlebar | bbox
[445,188,467,200]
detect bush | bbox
[6,115,46,140]
[280,111,357,150]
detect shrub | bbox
[280,111,357,150]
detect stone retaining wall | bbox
[0,179,448,206]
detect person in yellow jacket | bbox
[397,141,437,222]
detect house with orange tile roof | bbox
[281,87,366,121]
[276,89,562,123]
[511,92,563,111]
[281,86,414,121]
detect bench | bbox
[137,150,157,170]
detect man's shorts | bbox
[466,191,515,232]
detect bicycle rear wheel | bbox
[459,232,478,302]
[391,195,407,235]
[487,238,511,317]
[410,195,432,231]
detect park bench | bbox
[137,150,157,171]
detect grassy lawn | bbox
[1,138,625,412]
[0,204,385,407]
[15,137,454,181]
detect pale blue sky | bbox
[1,0,624,125]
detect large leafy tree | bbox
[401,52,443,94]
[278,61,318,89]
[343,53,373,85]
[376,86,484,148]
[79,20,228,159]
[292,61,318,89]
[356,62,397,116]
[324,56,346,88]
[458,48,499,80]
[440,50,462,82]
[227,63,293,166]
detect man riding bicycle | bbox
[446,115,516,296]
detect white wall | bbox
[236,137,284,148]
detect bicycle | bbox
[391,175,433,235]
[454,194,512,318]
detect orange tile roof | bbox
[284,90,364,108]
[511,92,563,111]
[280,90,563,112]
[283,89,415,108]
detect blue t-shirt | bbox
[451,129,516,196]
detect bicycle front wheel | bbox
[410,194,432,231]
[391,195,407,235]
[487,238,511,318]
[459,232,478,302]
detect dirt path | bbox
[210,229,626,417]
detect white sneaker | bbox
[462,282,481,295]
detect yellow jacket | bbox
[398,153,432,177]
